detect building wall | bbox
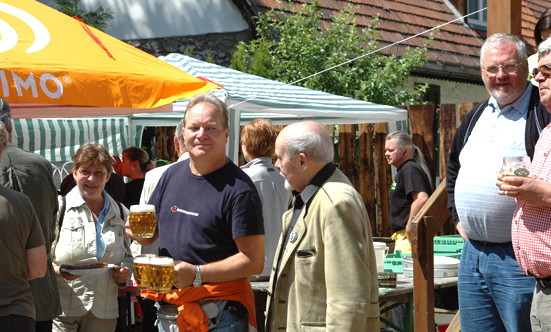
[401,76,488,105]
[35,0,249,40]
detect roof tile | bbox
[250,0,551,67]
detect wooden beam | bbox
[413,216,435,332]
[338,124,357,186]
[359,124,376,234]
[375,123,392,237]
[446,310,462,332]
[410,181,451,331]
[458,102,477,125]
[440,104,456,235]
[487,0,522,38]
[409,104,437,182]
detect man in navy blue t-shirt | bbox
[127,94,264,331]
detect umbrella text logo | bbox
[0,70,63,99]
[0,3,50,53]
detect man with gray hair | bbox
[447,33,551,331]
[265,121,379,331]
[385,130,433,252]
[0,97,61,332]
[497,37,551,331]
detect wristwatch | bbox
[193,265,202,287]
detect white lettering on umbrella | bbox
[0,18,17,53]
[0,70,63,100]
[40,73,63,99]
[12,71,38,98]
[0,3,50,53]
[0,71,8,97]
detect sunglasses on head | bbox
[533,63,551,78]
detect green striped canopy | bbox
[11,117,143,164]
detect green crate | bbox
[434,235,465,254]
[384,259,403,274]
[383,249,461,274]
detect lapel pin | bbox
[290,232,296,242]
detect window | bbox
[416,84,440,105]
[467,0,487,28]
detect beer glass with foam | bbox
[502,156,531,185]
[133,254,155,290]
[129,204,157,238]
[147,256,175,293]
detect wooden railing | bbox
[409,179,452,331]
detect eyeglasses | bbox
[77,168,107,179]
[532,63,551,78]
[483,61,525,75]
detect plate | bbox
[62,264,115,275]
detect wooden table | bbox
[378,274,457,332]
[251,274,458,332]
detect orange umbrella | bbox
[0,0,218,118]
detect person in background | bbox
[385,130,432,331]
[127,94,264,332]
[497,37,551,332]
[0,97,61,332]
[0,120,47,332]
[240,119,291,330]
[385,130,433,253]
[113,147,154,208]
[51,143,133,332]
[240,119,292,280]
[266,121,379,332]
[140,119,189,205]
[529,8,551,84]
[446,33,550,332]
[112,146,154,331]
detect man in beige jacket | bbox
[266,121,379,331]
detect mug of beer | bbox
[133,254,155,290]
[129,204,157,238]
[502,156,531,185]
[147,256,175,293]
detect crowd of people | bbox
[4,10,551,332]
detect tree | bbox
[52,0,115,31]
[231,1,433,106]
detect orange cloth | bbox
[141,278,257,332]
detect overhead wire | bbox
[229,7,487,109]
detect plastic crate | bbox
[384,250,406,274]
[434,235,465,254]
[383,249,462,274]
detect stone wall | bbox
[124,30,255,67]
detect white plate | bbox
[62,264,115,275]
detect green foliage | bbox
[206,49,215,64]
[231,1,433,106]
[52,0,115,31]
[182,45,194,57]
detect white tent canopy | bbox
[12,53,407,167]
[130,53,407,126]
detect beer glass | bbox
[502,156,531,185]
[147,256,175,293]
[129,204,157,238]
[133,254,155,290]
